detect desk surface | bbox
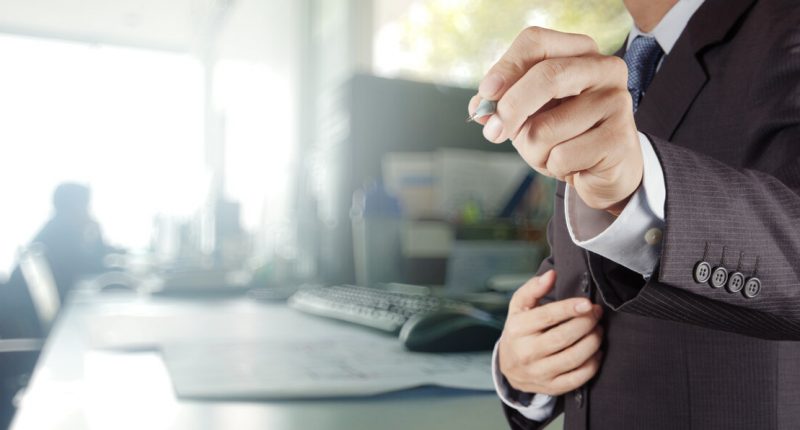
[10,289,510,430]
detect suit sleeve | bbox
[593,132,800,340]
[590,17,800,340]
[501,397,564,430]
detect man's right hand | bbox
[498,270,604,396]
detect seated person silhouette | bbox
[30,183,118,300]
[0,183,119,337]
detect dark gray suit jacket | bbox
[502,0,800,428]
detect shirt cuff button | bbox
[644,228,663,245]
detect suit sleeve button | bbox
[726,272,745,293]
[693,261,712,283]
[710,267,728,289]
[743,277,761,298]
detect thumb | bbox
[508,270,556,315]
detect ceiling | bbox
[0,0,218,52]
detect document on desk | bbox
[87,305,494,399]
[160,338,494,399]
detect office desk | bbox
[10,290,513,430]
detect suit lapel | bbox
[634,0,758,140]
[634,49,706,140]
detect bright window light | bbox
[215,59,298,261]
[0,34,205,278]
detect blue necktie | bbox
[623,36,664,112]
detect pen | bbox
[465,99,497,123]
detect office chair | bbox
[17,244,60,334]
[0,244,58,430]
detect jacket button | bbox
[693,261,711,283]
[709,266,728,289]
[726,272,745,293]
[580,272,590,293]
[743,277,761,298]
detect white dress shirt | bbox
[493,0,706,421]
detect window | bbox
[374,0,631,86]
[0,34,205,278]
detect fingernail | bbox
[479,73,505,97]
[483,115,503,142]
[575,301,591,313]
[468,95,478,116]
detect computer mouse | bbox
[100,282,135,293]
[399,308,504,353]
[95,271,137,293]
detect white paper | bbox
[161,338,493,399]
[87,305,495,399]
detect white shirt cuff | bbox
[564,132,666,278]
[491,342,556,422]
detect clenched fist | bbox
[498,270,604,396]
[469,26,642,215]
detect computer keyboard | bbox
[288,284,473,333]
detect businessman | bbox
[468,0,800,428]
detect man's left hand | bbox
[469,27,642,215]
